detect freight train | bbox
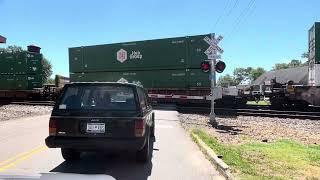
[0,45,69,100]
[243,22,320,110]
[68,33,239,105]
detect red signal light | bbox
[215,61,226,73]
[201,61,210,73]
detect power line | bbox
[232,0,255,32]
[225,0,256,40]
[212,0,231,32]
[226,0,239,17]
[237,0,257,28]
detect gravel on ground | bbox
[0,104,52,121]
[179,113,320,145]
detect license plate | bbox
[86,123,105,133]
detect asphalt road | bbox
[0,110,223,180]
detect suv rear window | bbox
[58,85,137,111]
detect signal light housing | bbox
[215,60,226,73]
[201,60,226,73]
[201,61,210,73]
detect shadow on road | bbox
[50,140,155,180]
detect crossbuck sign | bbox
[203,34,224,59]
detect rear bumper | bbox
[45,136,146,151]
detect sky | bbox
[1,0,319,77]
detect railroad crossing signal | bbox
[204,34,224,58]
[201,61,210,73]
[215,60,226,73]
[203,33,224,126]
[207,54,221,60]
[201,60,226,73]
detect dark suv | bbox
[45,82,155,162]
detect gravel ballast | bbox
[0,104,52,121]
[179,114,320,145]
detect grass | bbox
[192,129,320,179]
[246,100,270,106]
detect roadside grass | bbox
[192,129,320,179]
[246,101,270,106]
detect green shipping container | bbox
[69,34,213,73]
[0,75,27,90]
[27,52,43,74]
[70,68,210,89]
[0,53,14,74]
[309,22,320,64]
[187,69,210,88]
[0,51,43,75]
[0,75,16,89]
[27,74,43,89]
[0,75,43,90]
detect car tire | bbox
[136,135,150,163]
[150,113,155,137]
[61,148,80,161]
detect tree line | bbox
[218,54,309,87]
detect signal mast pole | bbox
[203,33,224,126]
[210,34,217,125]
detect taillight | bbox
[49,118,57,136]
[135,119,145,137]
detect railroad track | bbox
[177,106,320,120]
[2,102,319,119]
[10,101,55,106]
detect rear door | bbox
[52,84,140,138]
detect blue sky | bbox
[1,0,319,77]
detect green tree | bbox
[42,57,53,83]
[233,67,252,84]
[217,74,237,87]
[46,78,55,84]
[273,59,307,70]
[273,63,289,70]
[288,59,302,68]
[301,52,309,66]
[302,61,309,66]
[301,52,309,59]
[0,45,23,53]
[218,67,266,87]
[250,67,266,81]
